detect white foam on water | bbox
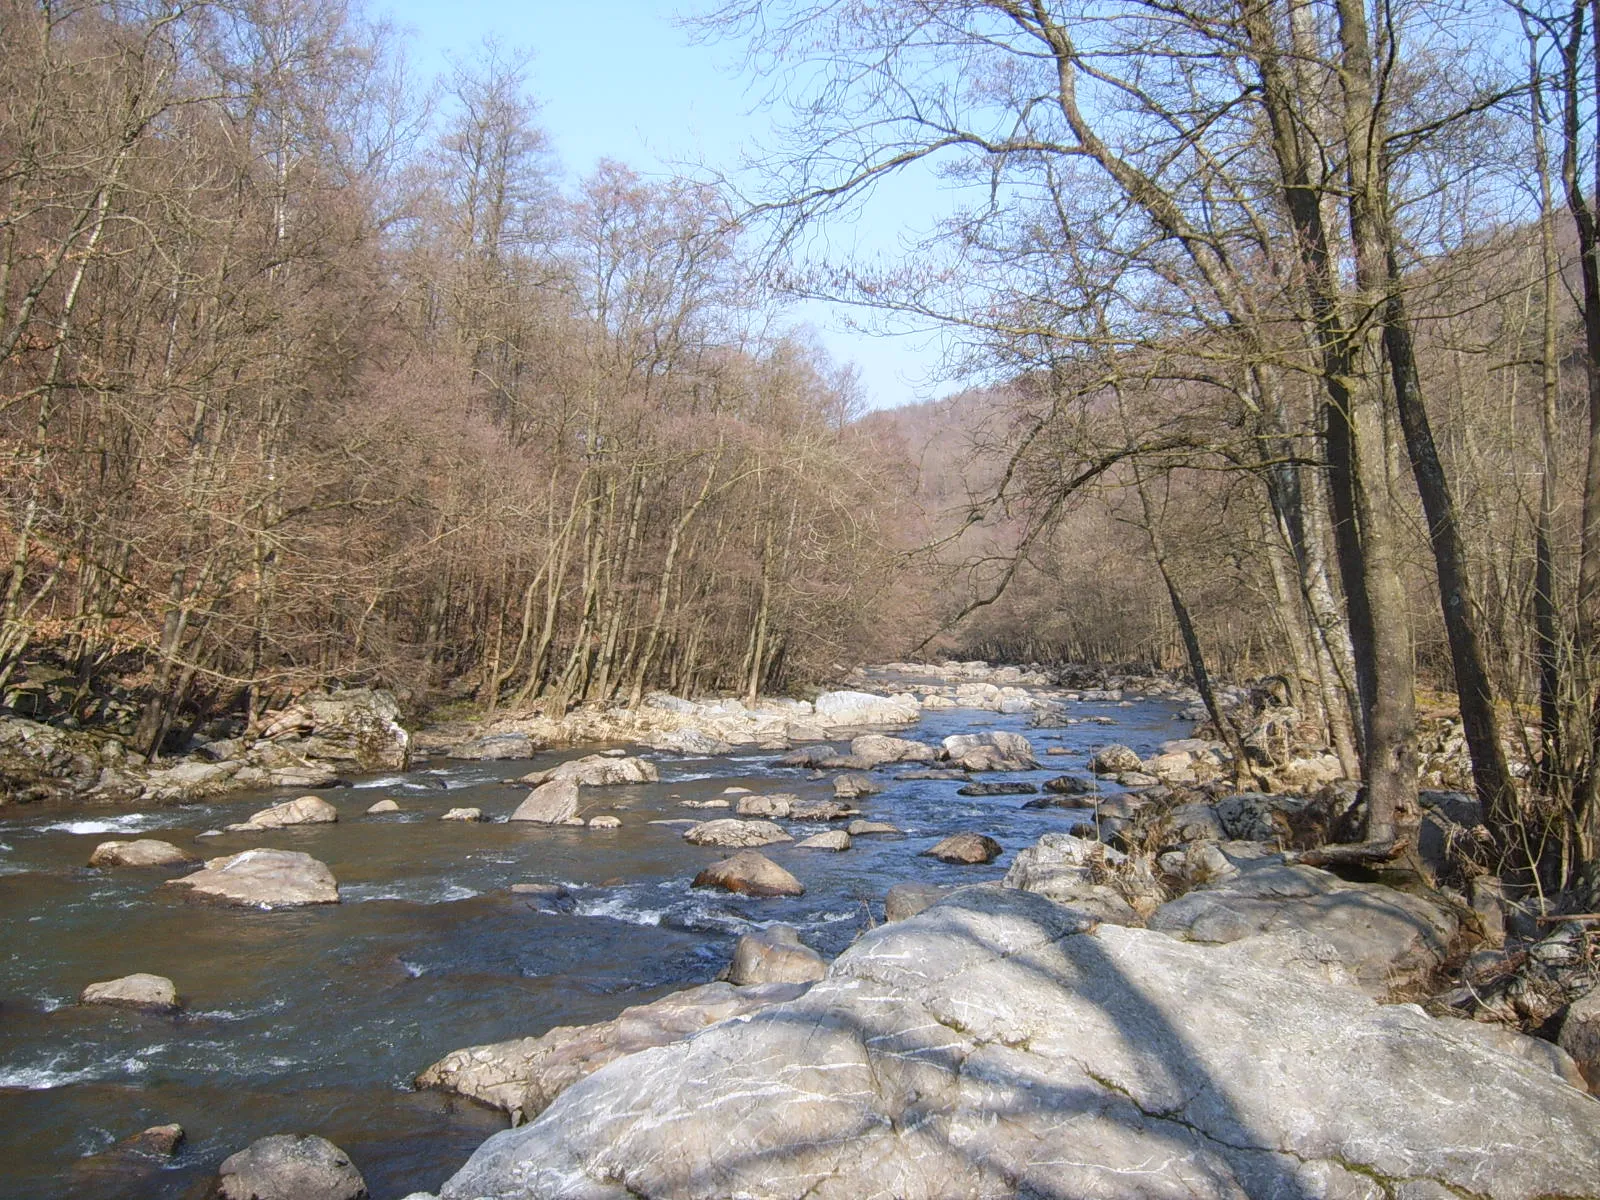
[0,1049,156,1091]
[36,813,171,836]
[351,775,408,790]
[344,881,480,905]
[397,959,427,978]
[574,893,663,926]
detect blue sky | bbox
[377,0,955,411]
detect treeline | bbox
[0,0,903,752]
[727,0,1600,882]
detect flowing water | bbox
[0,693,1186,1199]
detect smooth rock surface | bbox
[80,972,180,1012]
[832,772,881,799]
[418,981,811,1126]
[364,798,399,814]
[510,779,579,824]
[1149,858,1457,995]
[87,839,197,868]
[723,926,827,986]
[736,793,796,818]
[230,794,339,830]
[924,832,1002,864]
[437,887,1600,1200]
[682,819,793,848]
[883,881,951,922]
[847,819,900,836]
[1560,984,1600,1092]
[794,830,851,851]
[849,734,935,766]
[812,690,920,727]
[163,848,339,908]
[216,1133,368,1200]
[691,851,804,897]
[256,688,409,772]
[522,754,658,788]
[1003,832,1139,924]
[441,807,483,822]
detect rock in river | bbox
[228,794,338,830]
[723,925,827,986]
[682,818,792,848]
[87,839,197,868]
[956,781,1038,797]
[216,1133,368,1200]
[80,972,180,1012]
[848,734,935,767]
[692,850,805,897]
[520,754,658,787]
[364,798,399,815]
[923,832,1002,864]
[832,772,881,800]
[434,886,1600,1200]
[509,779,579,824]
[441,807,483,822]
[163,848,339,908]
[794,830,850,851]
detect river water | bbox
[0,692,1185,1199]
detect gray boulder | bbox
[255,688,409,772]
[80,972,180,1012]
[1003,832,1140,924]
[650,729,736,756]
[737,793,796,818]
[683,819,793,848]
[847,819,901,836]
[365,798,399,815]
[510,779,579,824]
[692,851,805,897]
[450,732,536,760]
[794,830,851,851]
[1089,743,1143,775]
[228,794,338,830]
[216,1133,367,1200]
[437,887,1600,1200]
[522,754,658,787]
[1149,858,1457,995]
[724,926,827,986]
[941,731,1039,772]
[832,773,881,800]
[883,882,950,922]
[87,839,197,868]
[849,734,935,767]
[923,832,1002,864]
[417,981,811,1126]
[1560,984,1600,1092]
[163,848,339,908]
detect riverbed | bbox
[0,692,1186,1199]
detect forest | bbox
[4,0,1600,888]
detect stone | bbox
[521,754,659,787]
[941,731,1039,771]
[924,832,1002,864]
[956,781,1037,796]
[588,815,621,829]
[649,729,735,756]
[1149,857,1457,995]
[776,745,839,767]
[163,848,339,908]
[1043,773,1095,795]
[832,772,881,799]
[847,819,901,836]
[683,819,793,848]
[812,690,921,727]
[230,794,338,830]
[417,981,811,1126]
[449,732,536,760]
[1021,794,1097,811]
[511,883,575,912]
[256,688,409,772]
[896,768,969,780]
[724,926,827,986]
[848,734,935,767]
[216,1133,368,1200]
[681,798,729,809]
[80,972,180,1012]
[436,886,1600,1200]
[364,798,399,815]
[1559,984,1600,1092]
[789,798,857,821]
[139,758,243,803]
[117,1124,185,1158]
[510,779,580,824]
[692,851,805,897]
[441,807,483,822]
[1161,802,1228,845]
[883,882,950,922]
[736,793,796,818]
[1002,833,1139,924]
[1089,743,1143,774]
[87,839,197,868]
[794,830,850,851]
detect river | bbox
[0,689,1186,1199]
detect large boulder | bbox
[940,731,1039,772]
[417,981,812,1126]
[1560,984,1600,1092]
[449,732,537,760]
[883,882,951,922]
[692,851,805,897]
[256,688,409,772]
[521,754,658,787]
[682,819,792,848]
[849,734,935,767]
[1003,832,1141,924]
[723,926,827,986]
[80,972,180,1012]
[163,848,339,908]
[216,1133,367,1200]
[923,832,1002,864]
[649,728,736,756]
[510,779,580,824]
[794,830,851,851]
[228,794,338,830]
[1089,743,1144,775]
[812,690,920,727]
[736,793,797,818]
[87,839,198,868]
[1149,857,1457,995]
[436,887,1600,1200]
[832,772,881,800]
[0,715,104,804]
